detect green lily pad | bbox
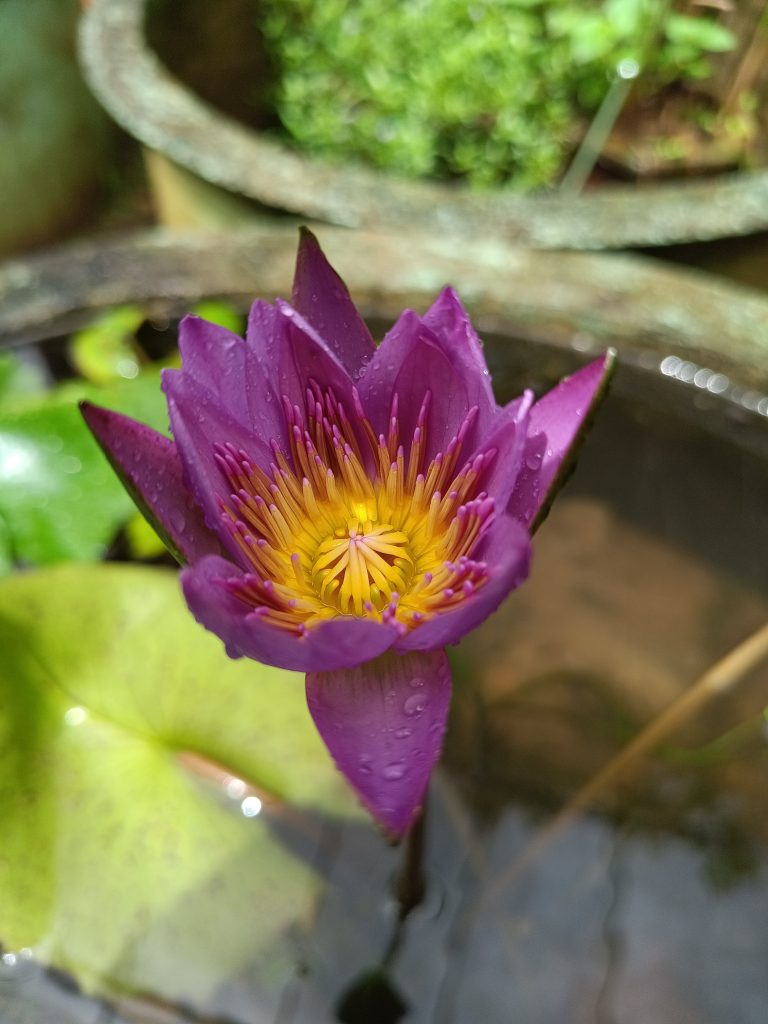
[0,370,169,567]
[0,562,355,1007]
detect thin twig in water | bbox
[485,620,768,904]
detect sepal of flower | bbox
[81,228,614,837]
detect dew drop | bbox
[224,776,246,799]
[64,706,87,727]
[170,511,187,533]
[382,760,406,781]
[404,693,428,717]
[525,452,543,471]
[409,675,425,689]
[358,754,373,774]
[240,795,262,817]
[395,726,413,740]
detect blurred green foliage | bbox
[0,301,245,572]
[262,0,735,190]
[69,305,145,384]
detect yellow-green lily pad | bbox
[0,562,355,1008]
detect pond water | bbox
[1,341,767,1024]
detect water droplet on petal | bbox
[409,676,425,689]
[358,754,373,774]
[170,511,186,533]
[525,452,542,471]
[404,693,428,717]
[382,760,406,781]
[395,726,413,740]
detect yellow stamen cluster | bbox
[215,383,495,635]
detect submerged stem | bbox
[393,795,428,923]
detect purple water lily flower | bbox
[82,230,613,838]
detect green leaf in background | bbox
[0,511,12,573]
[0,369,168,568]
[0,562,355,1007]
[124,509,168,559]
[191,299,245,336]
[0,350,50,403]
[69,305,144,384]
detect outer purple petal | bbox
[510,351,616,530]
[181,554,399,672]
[80,402,221,565]
[291,227,376,379]
[421,287,497,427]
[162,369,273,558]
[306,649,452,837]
[357,310,479,461]
[474,390,534,510]
[397,514,531,652]
[179,314,284,442]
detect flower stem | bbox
[393,794,428,922]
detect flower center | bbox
[213,381,497,635]
[312,519,414,616]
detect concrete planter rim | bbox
[79,0,768,251]
[2,223,768,407]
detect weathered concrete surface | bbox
[2,224,768,392]
[79,0,768,250]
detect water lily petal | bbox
[245,298,281,361]
[422,287,497,426]
[476,390,534,510]
[276,299,358,400]
[292,227,376,379]
[162,370,273,557]
[396,513,531,652]
[358,310,479,461]
[182,555,398,671]
[306,649,452,837]
[510,351,616,530]
[80,402,221,565]
[179,314,284,442]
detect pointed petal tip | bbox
[514,347,616,533]
[306,650,452,838]
[291,229,376,377]
[297,223,321,248]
